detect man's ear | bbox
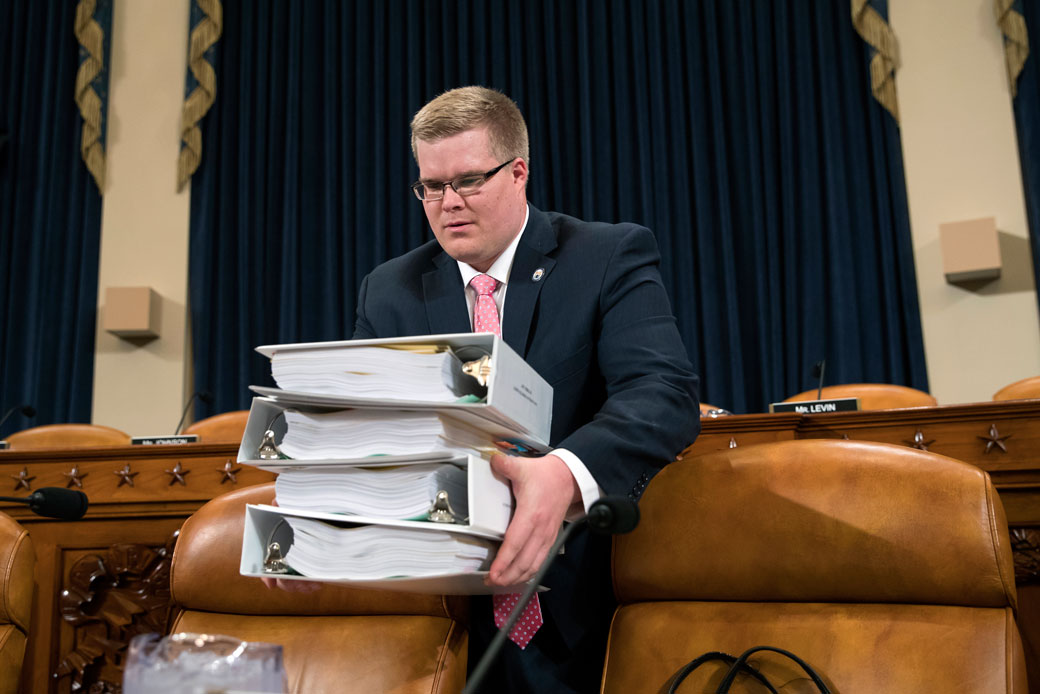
[511,158,529,188]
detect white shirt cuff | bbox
[551,447,603,521]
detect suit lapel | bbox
[422,253,471,335]
[503,206,558,358]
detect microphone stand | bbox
[174,391,212,435]
[813,360,826,400]
[462,520,584,694]
[0,405,34,434]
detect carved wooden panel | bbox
[0,442,271,694]
[52,536,176,693]
[1012,527,1040,585]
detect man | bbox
[351,86,700,693]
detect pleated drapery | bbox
[0,1,108,436]
[188,0,927,417]
[1005,0,1040,318]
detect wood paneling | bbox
[0,443,271,693]
[4,400,1040,691]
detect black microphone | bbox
[463,496,640,694]
[812,360,826,400]
[0,487,89,520]
[0,404,35,433]
[586,495,641,534]
[174,390,213,434]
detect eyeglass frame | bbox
[410,159,515,201]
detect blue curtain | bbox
[189,0,927,417]
[0,1,109,437]
[1011,0,1040,318]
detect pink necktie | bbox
[470,273,501,336]
[469,273,543,649]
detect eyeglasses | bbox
[411,160,514,201]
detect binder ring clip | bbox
[462,355,493,388]
[262,519,290,574]
[257,429,288,460]
[427,491,463,524]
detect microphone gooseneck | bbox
[812,360,826,400]
[0,404,35,434]
[462,495,640,694]
[174,390,214,435]
[0,487,89,520]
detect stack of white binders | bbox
[237,333,553,594]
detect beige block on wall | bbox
[103,286,161,339]
[938,217,1002,283]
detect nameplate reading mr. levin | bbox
[769,398,860,414]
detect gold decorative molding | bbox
[74,0,106,191]
[177,0,223,191]
[995,0,1029,97]
[851,0,901,122]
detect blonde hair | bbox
[410,86,529,165]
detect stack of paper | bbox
[274,463,469,518]
[278,409,497,459]
[282,517,496,580]
[239,334,553,591]
[270,345,476,402]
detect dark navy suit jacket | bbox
[353,205,700,687]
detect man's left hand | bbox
[485,453,581,587]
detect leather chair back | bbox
[4,424,129,450]
[0,513,34,694]
[603,440,1027,693]
[782,383,937,410]
[169,483,468,694]
[182,410,250,443]
[993,376,1040,401]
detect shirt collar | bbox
[457,204,529,288]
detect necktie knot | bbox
[470,273,497,297]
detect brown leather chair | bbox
[602,439,1027,693]
[993,376,1040,402]
[169,483,468,694]
[4,423,129,450]
[182,410,250,443]
[782,383,937,410]
[0,513,34,694]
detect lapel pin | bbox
[532,268,545,282]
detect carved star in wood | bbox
[978,423,1011,454]
[218,459,242,484]
[114,463,139,488]
[164,462,190,486]
[904,429,935,451]
[63,465,88,488]
[10,467,35,491]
